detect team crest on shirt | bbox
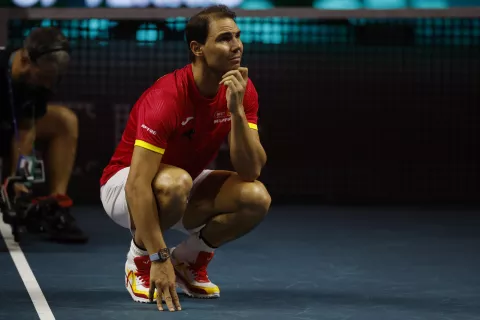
[214,110,231,124]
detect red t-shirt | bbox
[100,64,259,186]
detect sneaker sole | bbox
[125,272,219,301]
[175,272,220,299]
[125,270,158,304]
[169,247,220,299]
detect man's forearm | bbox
[10,127,36,176]
[229,109,267,181]
[125,184,167,255]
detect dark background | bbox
[5,17,480,206]
[3,0,480,8]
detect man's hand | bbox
[149,260,182,312]
[13,183,30,198]
[126,146,181,311]
[220,67,248,114]
[10,120,36,178]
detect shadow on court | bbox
[1,205,480,320]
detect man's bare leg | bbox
[35,105,78,196]
[169,170,271,298]
[182,170,271,248]
[130,164,193,250]
[125,164,193,303]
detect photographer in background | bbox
[0,27,88,243]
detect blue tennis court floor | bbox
[1,204,480,320]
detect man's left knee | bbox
[47,105,79,138]
[238,180,271,217]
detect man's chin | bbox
[226,63,241,72]
[213,62,241,75]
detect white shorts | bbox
[99,167,212,234]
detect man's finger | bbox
[220,75,241,92]
[219,75,235,87]
[222,70,240,79]
[219,74,235,85]
[163,288,175,312]
[155,282,164,311]
[224,80,238,94]
[231,70,246,86]
[227,75,243,92]
[222,70,245,86]
[239,67,248,81]
[14,183,29,194]
[149,281,156,303]
[224,70,246,86]
[170,284,182,311]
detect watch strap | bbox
[149,252,161,261]
[149,247,170,262]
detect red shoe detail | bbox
[133,255,151,287]
[32,194,73,208]
[189,252,214,283]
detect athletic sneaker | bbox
[171,248,220,299]
[27,195,88,243]
[125,253,158,303]
[33,194,73,208]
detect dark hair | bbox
[23,27,70,74]
[185,5,237,62]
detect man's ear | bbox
[190,41,204,59]
[20,49,31,65]
[18,48,32,72]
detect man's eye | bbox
[217,35,231,42]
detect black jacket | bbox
[0,47,48,157]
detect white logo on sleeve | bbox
[141,124,157,135]
[181,117,194,126]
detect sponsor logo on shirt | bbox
[141,124,157,135]
[214,110,231,124]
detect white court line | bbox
[0,218,56,320]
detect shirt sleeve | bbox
[243,79,259,130]
[135,90,177,154]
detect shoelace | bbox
[188,255,212,282]
[136,267,150,286]
[134,257,151,286]
[189,264,208,281]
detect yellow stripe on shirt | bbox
[134,140,165,154]
[248,123,258,130]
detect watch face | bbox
[159,248,170,261]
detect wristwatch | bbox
[149,248,170,263]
